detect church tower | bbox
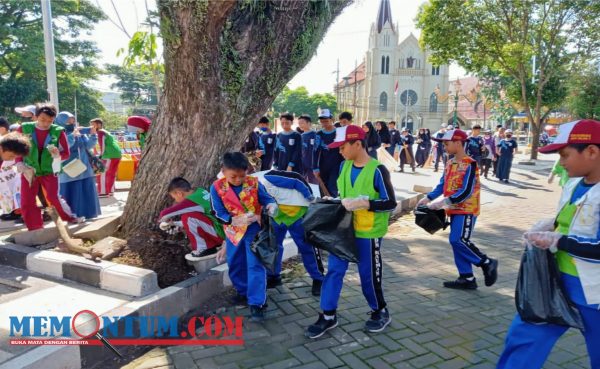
[365,0,399,123]
[338,0,449,130]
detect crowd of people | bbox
[2,101,597,368]
[0,102,152,231]
[157,110,599,369]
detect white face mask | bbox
[127,125,143,133]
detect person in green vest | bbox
[16,103,81,230]
[498,119,600,369]
[306,125,398,339]
[547,157,570,187]
[158,177,225,258]
[91,118,122,197]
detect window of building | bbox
[380,92,388,112]
[407,56,415,68]
[432,66,440,75]
[381,56,385,74]
[429,92,438,112]
[385,56,390,74]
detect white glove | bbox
[341,197,370,211]
[159,221,183,235]
[266,203,279,217]
[529,218,556,232]
[417,197,431,207]
[322,196,335,201]
[231,214,250,227]
[428,197,450,210]
[523,231,562,253]
[46,144,60,159]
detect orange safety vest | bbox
[214,176,261,246]
[443,156,480,216]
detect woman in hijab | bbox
[375,121,393,156]
[415,128,431,167]
[56,112,101,220]
[362,121,381,159]
[496,129,518,183]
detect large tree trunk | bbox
[121,0,352,236]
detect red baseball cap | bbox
[431,129,468,142]
[538,119,600,153]
[327,125,366,149]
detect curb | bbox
[0,242,159,297]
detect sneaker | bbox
[305,313,338,339]
[230,293,247,306]
[249,305,266,322]
[14,217,24,225]
[443,277,478,290]
[311,279,322,297]
[481,258,498,287]
[365,308,391,333]
[0,212,20,221]
[193,247,219,258]
[42,213,52,222]
[267,276,282,289]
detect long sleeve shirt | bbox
[313,128,344,173]
[301,130,316,172]
[209,182,274,224]
[273,130,302,173]
[343,162,397,212]
[427,159,477,205]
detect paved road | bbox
[122,158,591,369]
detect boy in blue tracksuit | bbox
[313,109,344,197]
[273,113,302,174]
[298,114,318,185]
[306,125,397,339]
[259,170,325,294]
[210,152,278,322]
[497,119,600,369]
[257,116,276,171]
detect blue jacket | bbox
[59,133,98,183]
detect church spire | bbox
[376,0,394,34]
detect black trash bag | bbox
[250,211,279,273]
[302,199,358,263]
[414,205,448,235]
[515,246,585,330]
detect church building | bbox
[336,0,450,132]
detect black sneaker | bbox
[230,293,247,306]
[249,305,266,322]
[267,276,282,289]
[443,277,478,290]
[14,216,24,224]
[194,247,218,258]
[0,212,20,221]
[42,212,52,222]
[311,279,322,297]
[305,313,338,339]
[365,308,391,333]
[481,258,498,287]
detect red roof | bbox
[337,62,366,88]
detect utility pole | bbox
[41,0,59,110]
[335,59,340,112]
[353,59,357,118]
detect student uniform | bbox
[320,159,397,314]
[159,188,224,253]
[427,156,491,276]
[274,130,302,174]
[260,170,324,283]
[210,177,275,307]
[498,179,600,369]
[313,129,344,197]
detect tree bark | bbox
[121,0,352,236]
